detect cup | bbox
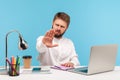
[8,64,20,76]
[22,55,32,68]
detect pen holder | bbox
[8,64,20,76]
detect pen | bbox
[6,58,19,75]
[13,56,16,75]
[16,56,20,71]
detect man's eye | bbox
[61,26,65,28]
[56,24,59,26]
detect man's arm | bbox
[70,56,80,66]
[61,40,80,67]
[36,36,48,53]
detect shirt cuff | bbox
[36,40,48,53]
[70,56,80,66]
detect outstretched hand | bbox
[42,29,58,48]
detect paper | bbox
[22,66,51,74]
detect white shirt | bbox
[36,36,80,66]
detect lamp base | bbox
[0,67,8,75]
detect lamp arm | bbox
[6,30,22,38]
[5,30,22,70]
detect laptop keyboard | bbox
[69,67,88,73]
[74,68,88,73]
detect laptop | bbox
[68,44,118,75]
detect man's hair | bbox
[53,12,70,27]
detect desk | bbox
[0,66,120,80]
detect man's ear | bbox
[51,22,54,29]
[52,25,53,29]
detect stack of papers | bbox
[0,68,8,75]
[33,66,51,74]
[21,66,51,74]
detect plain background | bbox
[0,0,120,66]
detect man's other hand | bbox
[61,62,74,67]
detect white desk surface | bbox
[0,66,120,80]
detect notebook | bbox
[68,44,118,75]
[51,65,74,71]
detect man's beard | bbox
[54,33,64,38]
[54,30,66,38]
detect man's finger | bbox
[52,44,58,47]
[45,31,49,37]
[48,44,58,48]
[49,30,55,37]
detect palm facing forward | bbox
[42,29,58,48]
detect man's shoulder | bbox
[37,36,44,40]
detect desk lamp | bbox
[0,30,28,74]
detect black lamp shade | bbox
[19,36,28,50]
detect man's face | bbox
[52,18,68,38]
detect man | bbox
[36,12,80,67]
